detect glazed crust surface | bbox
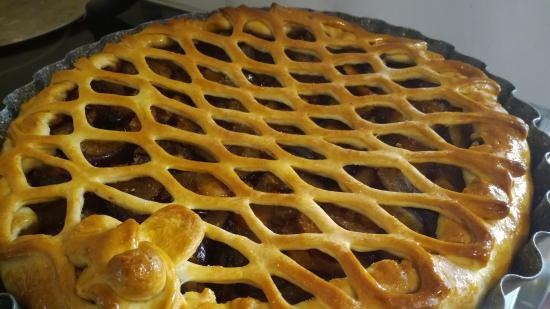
[0,5,531,309]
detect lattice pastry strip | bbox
[0,5,531,309]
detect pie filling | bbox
[1,5,529,308]
[20,94,473,302]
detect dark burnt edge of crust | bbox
[0,7,549,308]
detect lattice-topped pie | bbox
[0,5,531,309]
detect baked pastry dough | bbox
[0,5,531,309]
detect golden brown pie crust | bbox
[0,5,531,309]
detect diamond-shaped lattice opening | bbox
[100,58,138,74]
[388,205,472,243]
[243,69,282,87]
[413,163,466,192]
[82,192,148,223]
[290,72,330,84]
[243,20,275,41]
[206,15,233,36]
[353,249,401,268]
[326,45,366,54]
[147,36,185,55]
[283,249,345,280]
[190,237,249,267]
[153,85,195,107]
[214,118,260,135]
[225,144,275,160]
[267,122,305,135]
[278,143,325,160]
[335,62,374,75]
[86,104,141,131]
[251,203,320,234]
[272,276,313,304]
[21,199,67,236]
[91,80,139,96]
[346,84,388,96]
[236,170,293,193]
[285,23,316,41]
[194,210,260,242]
[224,212,260,242]
[285,49,321,62]
[433,123,484,148]
[356,105,404,123]
[108,177,173,202]
[146,57,191,83]
[353,250,419,293]
[237,171,292,194]
[408,98,462,113]
[150,106,205,134]
[344,165,420,193]
[381,53,416,69]
[311,117,352,130]
[395,78,440,89]
[300,93,339,106]
[204,95,247,112]
[60,84,79,101]
[294,168,344,192]
[170,169,234,197]
[156,140,218,162]
[48,114,73,135]
[255,98,293,111]
[326,138,369,152]
[194,209,230,227]
[81,140,150,167]
[199,66,236,87]
[238,42,275,64]
[383,206,439,237]
[53,148,68,159]
[378,134,434,151]
[317,202,385,233]
[181,282,267,303]
[24,160,71,187]
[193,39,232,62]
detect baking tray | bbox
[1,8,549,309]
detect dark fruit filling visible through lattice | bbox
[24,70,476,303]
[9,8,509,306]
